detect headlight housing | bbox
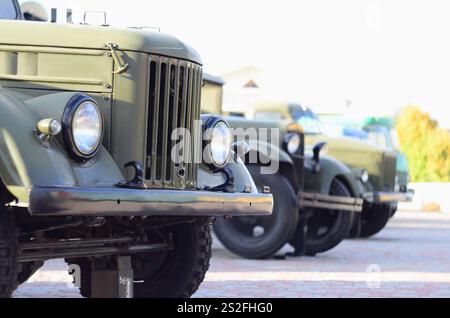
[285,133,301,155]
[202,115,232,169]
[63,94,104,161]
[360,170,370,183]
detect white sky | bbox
[26,0,450,128]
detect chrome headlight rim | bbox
[62,94,104,161]
[202,115,232,169]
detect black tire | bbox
[359,204,392,238]
[214,165,299,259]
[69,220,212,298]
[17,261,44,286]
[0,211,18,298]
[295,179,354,255]
[133,220,211,298]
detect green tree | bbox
[396,106,450,182]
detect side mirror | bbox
[20,1,48,22]
[312,142,327,174]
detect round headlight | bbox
[202,116,232,168]
[361,170,370,183]
[63,95,104,160]
[286,133,301,155]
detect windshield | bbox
[366,131,389,149]
[0,0,18,19]
[290,106,325,135]
[297,116,326,134]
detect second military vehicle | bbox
[249,102,413,238]
[201,76,364,259]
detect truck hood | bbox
[0,20,202,64]
[305,134,387,176]
[305,134,385,154]
[227,116,296,148]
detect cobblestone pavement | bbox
[13,211,450,298]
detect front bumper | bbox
[299,192,364,213]
[29,186,273,217]
[363,190,414,203]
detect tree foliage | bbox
[396,106,450,182]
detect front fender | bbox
[247,139,293,165]
[304,154,365,197]
[0,90,123,203]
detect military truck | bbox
[319,115,411,196]
[361,117,410,194]
[214,117,365,259]
[0,2,273,298]
[249,102,413,238]
[200,76,363,259]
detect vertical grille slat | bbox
[160,60,171,185]
[170,62,180,188]
[190,67,199,187]
[150,59,161,185]
[146,56,202,189]
[185,66,194,185]
[193,67,203,187]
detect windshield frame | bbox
[289,106,326,135]
[0,0,21,20]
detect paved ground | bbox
[13,211,450,298]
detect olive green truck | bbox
[0,2,273,298]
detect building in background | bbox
[220,66,266,117]
[201,73,224,115]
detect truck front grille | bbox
[382,153,397,191]
[145,55,202,189]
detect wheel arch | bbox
[304,154,365,197]
[245,140,303,191]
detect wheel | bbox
[0,211,18,298]
[359,203,392,238]
[69,219,212,298]
[390,202,398,218]
[214,165,299,259]
[17,261,44,286]
[293,178,354,255]
[133,219,211,298]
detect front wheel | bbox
[292,179,354,255]
[0,211,18,298]
[69,219,212,298]
[359,204,392,238]
[214,165,299,259]
[133,220,212,298]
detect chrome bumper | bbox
[28,186,273,217]
[363,190,414,203]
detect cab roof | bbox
[0,20,202,64]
